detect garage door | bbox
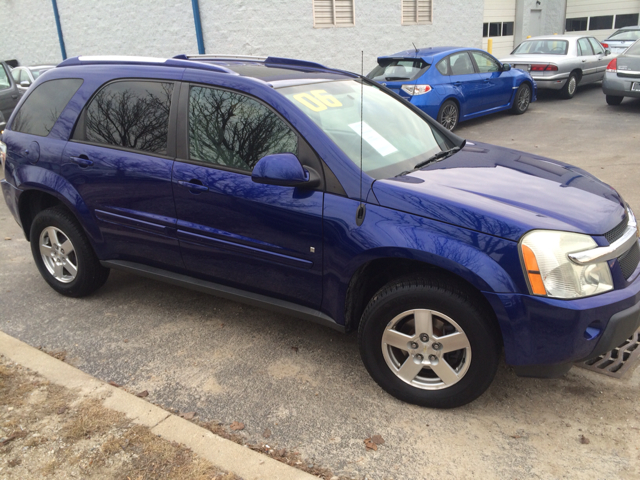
[483,0,516,58]
[565,0,640,40]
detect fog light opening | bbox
[584,322,603,341]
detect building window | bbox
[483,22,513,38]
[401,0,432,25]
[615,13,639,29]
[566,17,588,32]
[313,0,355,27]
[589,15,613,31]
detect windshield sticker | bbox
[292,90,342,112]
[348,121,398,157]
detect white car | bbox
[10,65,55,95]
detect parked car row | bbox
[2,51,639,409]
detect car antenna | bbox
[356,50,366,227]
[412,42,418,57]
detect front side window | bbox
[12,79,83,136]
[471,51,500,73]
[449,52,475,76]
[512,40,569,55]
[279,80,447,179]
[0,65,10,91]
[188,86,298,171]
[19,70,31,85]
[11,68,20,84]
[83,81,173,155]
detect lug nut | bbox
[420,334,429,342]
[409,341,419,349]
[415,354,424,361]
[429,355,437,362]
[432,342,442,351]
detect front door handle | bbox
[178,180,209,192]
[11,94,18,99]
[70,155,93,168]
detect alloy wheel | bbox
[39,226,78,283]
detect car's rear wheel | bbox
[560,73,578,99]
[511,83,531,114]
[358,276,500,408]
[606,95,624,106]
[30,206,110,297]
[437,100,459,131]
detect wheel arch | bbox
[571,68,583,83]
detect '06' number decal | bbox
[293,90,342,112]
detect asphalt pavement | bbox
[1,83,639,479]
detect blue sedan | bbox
[368,46,536,130]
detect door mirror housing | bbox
[251,153,320,188]
[20,80,31,87]
[501,63,512,72]
[605,48,611,56]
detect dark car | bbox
[603,39,640,105]
[368,46,536,131]
[1,55,639,408]
[0,61,20,125]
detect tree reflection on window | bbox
[85,81,173,155]
[189,86,298,171]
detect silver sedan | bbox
[602,39,640,105]
[500,35,612,99]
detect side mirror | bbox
[501,63,512,72]
[20,80,30,87]
[605,48,611,56]
[251,153,320,188]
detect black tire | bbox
[511,83,531,114]
[437,100,459,131]
[560,72,578,99]
[358,277,500,408]
[30,206,110,297]
[606,95,623,106]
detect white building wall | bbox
[565,0,640,40]
[482,0,517,58]
[1,0,483,74]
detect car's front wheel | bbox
[606,95,624,106]
[511,83,531,114]
[358,277,500,408]
[30,206,110,297]
[437,100,459,131]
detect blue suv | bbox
[1,55,639,408]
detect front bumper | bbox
[484,257,640,377]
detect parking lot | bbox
[1,83,639,479]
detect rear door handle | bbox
[453,81,462,86]
[178,180,209,192]
[70,155,93,168]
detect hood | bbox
[372,142,626,242]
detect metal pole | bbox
[51,0,67,60]
[191,0,206,54]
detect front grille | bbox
[605,213,628,244]
[619,242,640,280]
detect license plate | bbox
[632,82,640,92]
[514,64,530,71]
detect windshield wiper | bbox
[395,145,463,177]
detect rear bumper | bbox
[532,75,569,90]
[602,72,640,97]
[484,258,640,376]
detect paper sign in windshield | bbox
[348,122,398,157]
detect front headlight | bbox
[520,230,613,299]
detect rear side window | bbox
[449,52,475,76]
[436,58,448,75]
[588,38,604,55]
[188,86,298,171]
[12,79,83,136]
[82,81,174,155]
[577,38,594,56]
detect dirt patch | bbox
[0,355,239,479]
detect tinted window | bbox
[84,81,173,155]
[589,15,613,31]
[588,37,604,55]
[449,52,475,75]
[189,86,298,171]
[471,51,500,73]
[436,58,448,75]
[0,65,10,91]
[566,17,588,32]
[12,79,83,137]
[578,38,594,55]
[503,22,514,36]
[615,14,639,29]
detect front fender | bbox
[14,164,104,249]
[321,195,523,324]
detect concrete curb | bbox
[0,331,318,480]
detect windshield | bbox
[367,58,429,82]
[609,29,640,41]
[512,40,569,55]
[278,80,446,179]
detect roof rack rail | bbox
[57,55,235,74]
[175,54,268,62]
